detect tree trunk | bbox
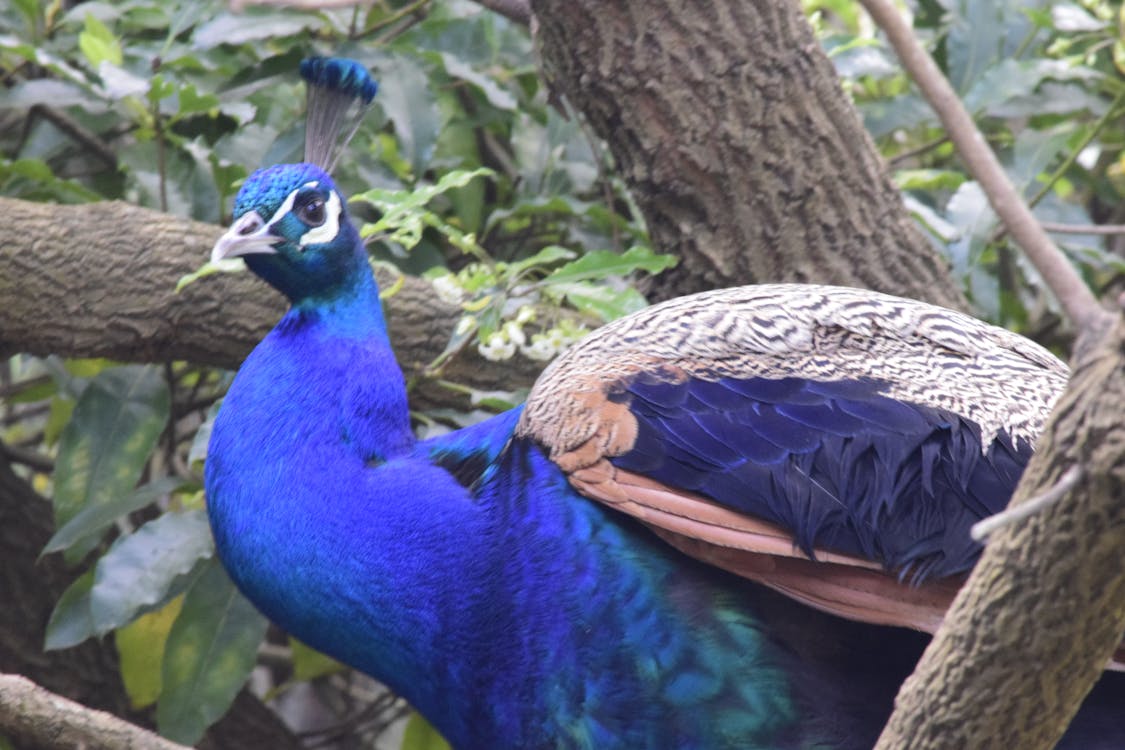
[876,318,1125,748]
[530,0,966,308]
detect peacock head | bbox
[211,162,363,304]
[210,57,378,305]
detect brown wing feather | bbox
[516,284,1070,639]
[579,462,954,633]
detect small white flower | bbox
[503,321,527,347]
[515,306,536,325]
[432,274,464,304]
[545,327,568,348]
[521,336,557,362]
[478,332,516,361]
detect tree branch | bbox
[875,319,1125,749]
[0,673,190,750]
[856,1,1125,747]
[0,197,542,403]
[858,0,1109,334]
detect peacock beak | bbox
[211,211,280,263]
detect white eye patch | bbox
[262,181,343,249]
[299,189,341,247]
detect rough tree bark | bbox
[530,0,966,308]
[0,674,190,750]
[0,197,544,395]
[875,319,1125,748]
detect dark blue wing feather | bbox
[610,375,1033,581]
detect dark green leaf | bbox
[52,366,170,559]
[544,246,676,285]
[89,509,214,633]
[378,56,441,177]
[44,570,96,651]
[44,476,188,555]
[157,558,269,745]
[508,245,576,275]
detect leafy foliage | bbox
[3,0,1125,746]
[814,0,1125,333]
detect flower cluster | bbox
[477,309,589,363]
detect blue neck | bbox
[282,261,389,340]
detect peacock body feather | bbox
[204,58,1125,749]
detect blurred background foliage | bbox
[2,0,1124,747]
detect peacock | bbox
[204,57,1125,749]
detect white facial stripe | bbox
[299,189,342,247]
[263,187,300,229]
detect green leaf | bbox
[176,258,244,292]
[289,637,344,682]
[177,83,220,116]
[1050,3,1106,31]
[555,282,649,322]
[44,570,96,651]
[116,595,184,709]
[378,56,441,177]
[544,246,676,285]
[98,61,149,99]
[192,10,321,49]
[157,558,269,745]
[401,712,452,750]
[188,402,221,466]
[894,169,966,192]
[52,365,170,559]
[0,79,103,110]
[438,52,517,110]
[44,477,188,555]
[507,245,576,276]
[89,509,215,633]
[45,397,75,447]
[963,59,1100,116]
[79,13,123,68]
[356,168,494,254]
[0,159,103,203]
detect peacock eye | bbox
[296,196,327,227]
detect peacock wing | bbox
[515,284,1068,634]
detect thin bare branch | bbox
[1041,221,1125,236]
[0,673,191,750]
[970,465,1082,541]
[858,0,1110,334]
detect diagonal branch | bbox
[858,0,1110,336]
[857,1,1125,748]
[0,673,190,750]
[0,197,543,403]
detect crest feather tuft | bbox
[300,56,378,172]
